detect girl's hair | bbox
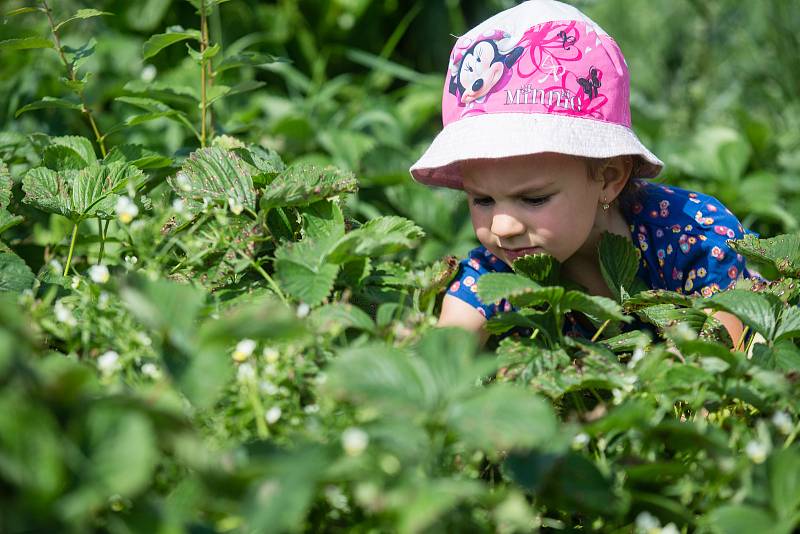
[584,156,648,215]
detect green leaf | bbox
[704,505,781,534]
[168,147,256,214]
[43,136,98,169]
[104,144,174,169]
[259,164,357,211]
[274,239,339,306]
[449,386,558,451]
[396,479,485,534]
[561,291,629,324]
[215,51,282,74]
[86,409,157,497]
[302,200,345,241]
[22,163,143,222]
[309,302,375,334]
[15,97,82,118]
[598,231,640,302]
[243,444,330,534]
[323,344,432,414]
[505,450,618,516]
[327,216,424,262]
[476,273,541,305]
[142,27,201,60]
[729,233,800,278]
[511,253,561,285]
[0,251,35,293]
[637,304,712,333]
[704,289,783,341]
[0,161,11,209]
[53,9,112,32]
[0,37,53,51]
[775,306,800,343]
[0,209,24,234]
[5,7,43,16]
[205,80,265,107]
[770,446,800,521]
[415,327,493,403]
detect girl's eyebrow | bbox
[464,182,555,196]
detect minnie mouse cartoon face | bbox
[450,39,524,105]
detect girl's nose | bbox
[491,212,525,238]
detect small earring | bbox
[602,197,610,211]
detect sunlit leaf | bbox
[327,216,424,262]
[168,147,256,214]
[260,164,357,211]
[274,238,339,306]
[511,253,560,285]
[0,37,53,51]
[53,9,112,32]
[703,289,782,341]
[15,97,82,118]
[142,27,201,60]
[22,162,143,221]
[598,231,640,302]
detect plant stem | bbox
[248,382,269,439]
[243,252,289,306]
[41,1,107,157]
[64,222,79,276]
[200,2,209,147]
[97,218,110,264]
[591,319,611,342]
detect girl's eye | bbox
[472,197,493,207]
[523,196,551,206]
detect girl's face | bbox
[461,153,605,267]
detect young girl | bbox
[409,0,758,346]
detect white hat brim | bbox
[410,112,663,189]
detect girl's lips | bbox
[502,247,543,262]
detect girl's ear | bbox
[601,155,633,201]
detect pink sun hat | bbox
[409,0,663,189]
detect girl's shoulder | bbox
[628,180,748,239]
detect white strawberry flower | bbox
[236,362,256,383]
[745,440,769,464]
[772,411,793,435]
[232,339,257,362]
[263,347,280,363]
[296,302,310,318]
[115,195,139,224]
[97,350,120,376]
[259,380,279,395]
[572,432,590,449]
[88,264,110,284]
[124,255,138,265]
[54,299,77,327]
[228,197,244,215]
[140,64,157,82]
[265,406,282,424]
[635,511,660,533]
[141,362,161,379]
[342,427,369,457]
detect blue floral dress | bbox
[446,180,760,337]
